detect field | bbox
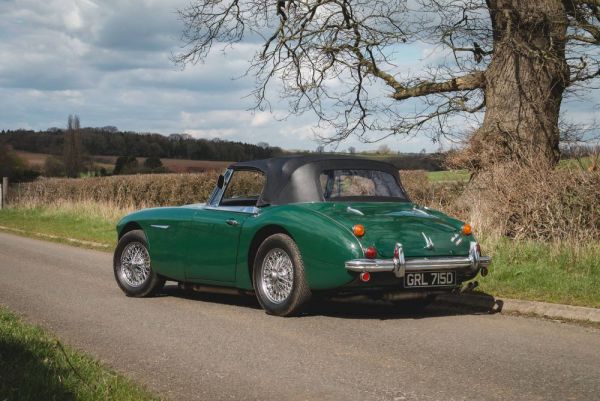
[0,306,159,401]
[15,151,231,173]
[14,150,465,180]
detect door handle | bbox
[225,219,239,226]
[150,224,170,229]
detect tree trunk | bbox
[469,0,569,169]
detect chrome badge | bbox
[421,232,435,250]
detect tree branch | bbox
[392,71,486,100]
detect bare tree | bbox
[176,1,600,170]
[377,144,392,155]
[63,115,83,178]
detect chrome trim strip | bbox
[204,205,260,214]
[150,224,170,229]
[345,256,491,273]
[346,206,364,216]
[345,240,491,277]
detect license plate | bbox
[404,271,456,288]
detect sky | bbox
[1,0,598,153]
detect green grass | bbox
[424,156,596,182]
[558,156,594,171]
[478,238,600,308]
[426,169,470,182]
[0,307,160,401]
[0,206,117,250]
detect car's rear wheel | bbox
[253,233,311,316]
[113,229,165,297]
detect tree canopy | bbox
[176,0,600,169]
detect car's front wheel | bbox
[253,233,311,316]
[113,229,165,297]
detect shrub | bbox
[0,145,40,182]
[10,173,218,209]
[113,156,138,175]
[456,162,600,241]
[143,157,163,170]
[43,156,66,177]
[400,170,466,211]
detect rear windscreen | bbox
[320,169,408,201]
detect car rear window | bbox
[320,169,408,201]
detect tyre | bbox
[253,233,311,316]
[113,229,165,297]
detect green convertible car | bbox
[114,155,490,316]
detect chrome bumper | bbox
[345,241,491,278]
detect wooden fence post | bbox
[1,177,7,209]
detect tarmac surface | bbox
[1,232,599,401]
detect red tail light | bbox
[476,243,482,256]
[365,246,377,259]
[359,272,371,282]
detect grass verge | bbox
[1,205,599,308]
[0,203,121,250]
[0,306,160,401]
[478,238,600,308]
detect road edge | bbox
[437,293,600,324]
[1,228,598,324]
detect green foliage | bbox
[0,145,40,182]
[0,128,282,162]
[44,155,66,177]
[143,156,163,170]
[0,307,160,401]
[113,156,138,175]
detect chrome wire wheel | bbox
[260,248,294,304]
[119,242,151,287]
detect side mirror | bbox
[217,174,225,189]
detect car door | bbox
[185,168,265,282]
[185,208,250,282]
[143,207,197,282]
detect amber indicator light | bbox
[462,224,473,236]
[353,224,365,237]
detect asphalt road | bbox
[1,232,599,401]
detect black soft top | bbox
[228,155,405,206]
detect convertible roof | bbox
[228,155,403,206]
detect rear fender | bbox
[236,205,362,290]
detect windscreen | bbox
[320,169,408,201]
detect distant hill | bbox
[1,128,447,171]
[0,128,282,162]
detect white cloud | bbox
[1,0,597,153]
[250,112,272,127]
[185,128,238,139]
